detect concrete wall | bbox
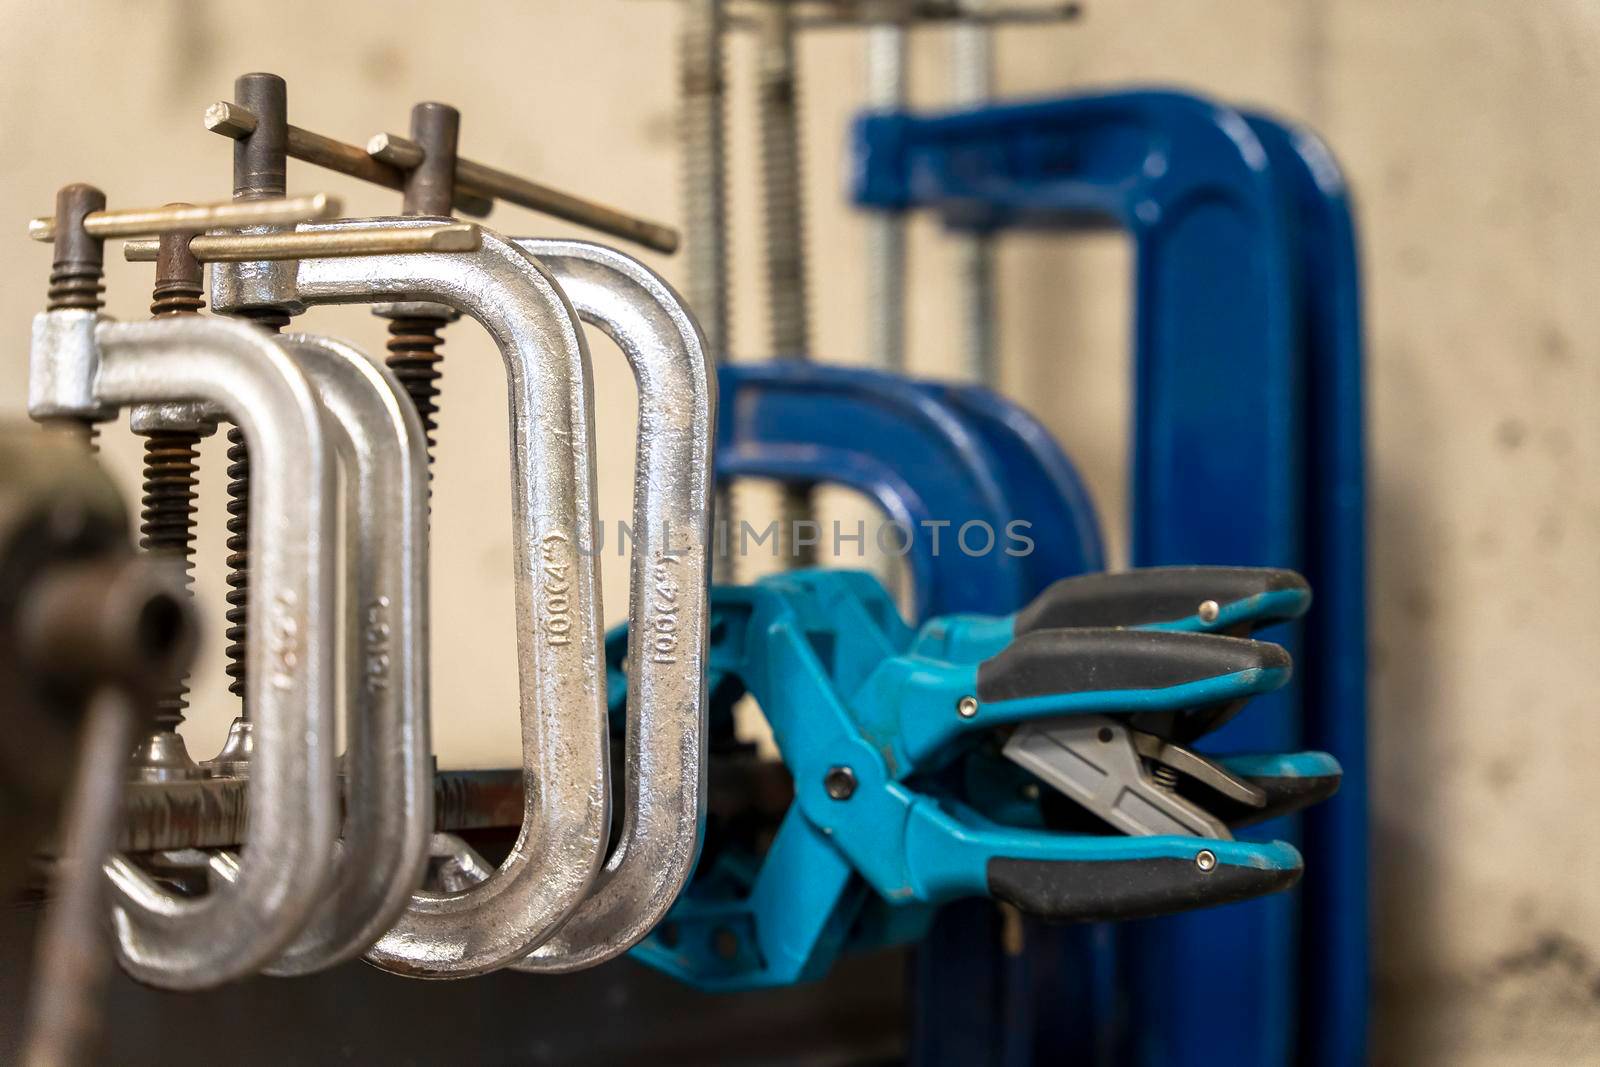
[2,1,1598,1060]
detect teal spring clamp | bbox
[625,566,1339,991]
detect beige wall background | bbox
[3,1,1599,1060]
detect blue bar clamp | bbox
[853,89,1367,1066]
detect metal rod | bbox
[233,73,287,204]
[679,0,732,361]
[206,102,493,218]
[94,760,792,854]
[209,100,673,246]
[382,103,463,471]
[952,0,999,385]
[680,0,737,582]
[369,132,681,253]
[723,0,1081,30]
[21,687,139,1067]
[756,3,812,363]
[216,71,290,740]
[755,1,817,566]
[399,105,459,216]
[865,12,908,372]
[121,224,482,262]
[29,193,341,242]
[129,215,210,785]
[45,183,106,314]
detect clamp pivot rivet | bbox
[1198,599,1220,623]
[957,695,979,719]
[823,765,857,800]
[1195,849,1217,872]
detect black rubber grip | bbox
[975,628,1290,705]
[1013,566,1309,635]
[986,855,1301,922]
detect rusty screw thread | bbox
[137,231,205,730]
[224,426,250,702]
[384,102,460,473]
[45,265,104,312]
[221,73,292,718]
[221,310,286,708]
[45,184,107,451]
[149,278,206,318]
[386,317,443,459]
[47,183,106,311]
[139,432,200,728]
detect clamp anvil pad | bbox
[624,568,1339,990]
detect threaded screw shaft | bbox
[218,73,293,726]
[136,223,206,734]
[150,279,206,318]
[755,3,816,566]
[223,425,250,703]
[756,4,811,362]
[951,2,999,386]
[681,0,737,579]
[681,0,732,362]
[386,317,444,462]
[45,266,105,312]
[139,431,201,729]
[865,18,908,373]
[44,183,107,451]
[382,101,461,480]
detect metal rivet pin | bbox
[1195,849,1217,872]
[823,766,857,800]
[957,695,979,718]
[1198,599,1220,623]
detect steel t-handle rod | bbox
[206,100,680,252]
[121,224,482,261]
[28,193,340,241]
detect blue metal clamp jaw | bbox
[624,567,1339,990]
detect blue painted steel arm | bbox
[1245,111,1369,1067]
[913,381,1106,593]
[854,89,1310,1067]
[851,85,1305,703]
[716,362,1030,616]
